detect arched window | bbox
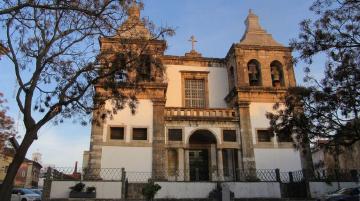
[247,59,261,86]
[228,66,235,89]
[270,61,285,87]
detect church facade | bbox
[86,2,308,182]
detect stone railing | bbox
[165,107,238,121]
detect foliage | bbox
[0,92,16,151]
[141,180,161,201]
[69,182,85,193]
[86,186,96,193]
[0,0,173,200]
[267,0,360,153]
[208,183,222,201]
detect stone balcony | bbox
[164,107,239,121]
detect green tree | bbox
[267,0,360,158]
[0,0,173,200]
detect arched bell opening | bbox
[247,59,262,86]
[270,60,285,87]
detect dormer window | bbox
[247,59,261,86]
[270,61,285,87]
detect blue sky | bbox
[0,0,324,167]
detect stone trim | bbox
[161,55,225,67]
[106,124,127,143]
[130,126,150,143]
[165,126,185,144]
[225,87,286,104]
[221,128,239,144]
[254,128,275,146]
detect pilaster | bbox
[217,149,224,181]
[152,99,166,180]
[88,108,104,178]
[178,148,185,181]
[238,102,256,170]
[210,144,217,181]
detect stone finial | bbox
[127,0,140,19]
[239,9,283,47]
[116,0,151,39]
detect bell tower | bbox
[225,10,296,171]
[89,0,168,179]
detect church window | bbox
[136,54,151,81]
[277,133,292,142]
[168,129,183,141]
[229,66,236,89]
[132,128,148,140]
[247,59,262,86]
[184,79,206,108]
[270,61,285,87]
[223,130,237,142]
[110,127,125,140]
[181,71,209,108]
[257,129,274,142]
[114,70,127,83]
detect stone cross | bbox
[188,35,198,51]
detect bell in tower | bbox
[271,61,284,87]
[247,60,261,86]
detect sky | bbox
[0,0,325,167]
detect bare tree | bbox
[0,0,173,200]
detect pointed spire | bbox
[239,9,283,47]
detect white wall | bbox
[250,102,302,171]
[154,182,281,199]
[249,102,275,144]
[254,148,302,171]
[224,182,281,198]
[165,65,228,108]
[309,182,360,198]
[102,99,153,143]
[50,181,122,199]
[101,146,152,180]
[155,182,216,199]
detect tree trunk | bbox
[0,131,36,201]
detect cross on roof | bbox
[188,35,198,51]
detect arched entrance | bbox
[188,129,217,181]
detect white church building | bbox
[85,2,310,182]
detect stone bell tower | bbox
[88,1,168,178]
[225,10,296,171]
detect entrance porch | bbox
[167,129,241,181]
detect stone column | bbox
[152,99,166,180]
[210,144,217,181]
[237,149,244,181]
[238,102,256,170]
[178,148,185,181]
[184,149,190,181]
[217,149,224,181]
